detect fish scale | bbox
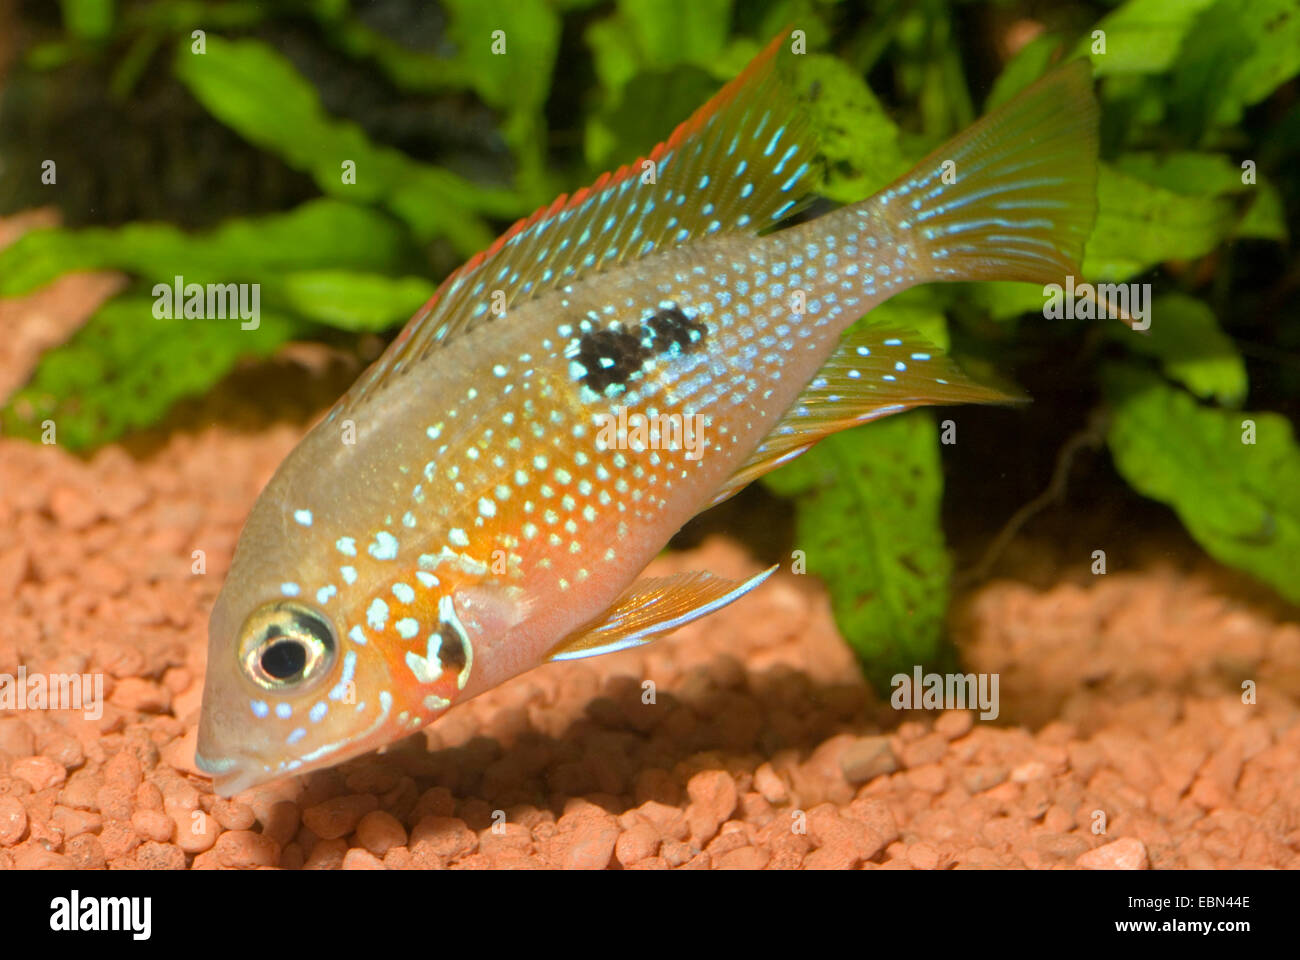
[198,31,1100,794]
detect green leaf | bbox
[985,32,1066,110]
[1104,364,1300,603]
[1112,294,1246,406]
[586,0,734,94]
[796,53,909,203]
[2,297,299,450]
[442,0,561,114]
[60,0,114,41]
[1113,151,1249,197]
[583,65,720,170]
[1170,0,1300,131]
[1082,0,1219,76]
[1237,180,1288,241]
[172,36,521,250]
[964,282,1049,322]
[0,200,414,298]
[582,0,738,170]
[278,271,436,332]
[308,8,464,94]
[617,0,733,69]
[1083,165,1236,279]
[763,411,956,692]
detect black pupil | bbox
[261,640,306,680]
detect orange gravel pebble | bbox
[214,829,280,868]
[353,809,407,857]
[0,796,28,845]
[302,794,379,840]
[131,809,175,843]
[10,756,66,792]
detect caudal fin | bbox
[880,60,1099,285]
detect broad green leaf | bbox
[1238,181,1288,241]
[796,53,909,204]
[584,65,719,170]
[1104,364,1300,603]
[586,0,737,94]
[1111,294,1246,405]
[0,200,413,298]
[278,271,436,332]
[985,32,1066,110]
[618,0,733,69]
[763,411,956,692]
[1083,165,1236,279]
[1171,0,1300,131]
[965,282,1049,322]
[582,0,737,170]
[173,36,521,250]
[308,8,464,94]
[442,0,560,114]
[2,297,300,449]
[1114,151,1248,197]
[1082,0,1218,76]
[585,17,643,99]
[1113,151,1284,241]
[60,0,114,40]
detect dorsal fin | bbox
[334,29,819,416]
[705,324,1025,508]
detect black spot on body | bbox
[575,327,650,393]
[644,306,707,354]
[574,304,708,395]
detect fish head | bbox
[195,494,405,795]
[196,424,530,796]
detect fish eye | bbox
[238,601,336,692]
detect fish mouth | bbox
[195,746,265,797]
[194,749,238,775]
[196,751,267,797]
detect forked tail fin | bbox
[878,60,1100,286]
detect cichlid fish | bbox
[197,33,1099,795]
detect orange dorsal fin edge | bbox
[334,29,819,416]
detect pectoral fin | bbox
[706,324,1025,507]
[546,566,777,661]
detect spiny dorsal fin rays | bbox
[546,565,778,661]
[704,325,1025,509]
[334,29,819,417]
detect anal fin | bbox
[546,566,777,661]
[706,324,1025,508]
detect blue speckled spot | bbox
[369,531,399,561]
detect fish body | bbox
[198,33,1099,795]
